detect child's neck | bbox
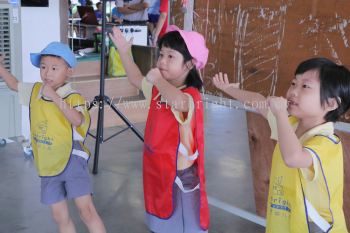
[169,79,186,88]
[295,116,326,137]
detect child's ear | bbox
[185,59,195,70]
[326,97,339,111]
[67,67,74,76]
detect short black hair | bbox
[158,31,203,90]
[86,0,93,6]
[295,57,350,122]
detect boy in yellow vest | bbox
[0,42,106,233]
[212,57,350,233]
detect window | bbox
[0,8,10,83]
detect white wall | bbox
[20,0,61,139]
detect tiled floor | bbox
[0,103,265,233]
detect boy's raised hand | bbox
[109,26,133,54]
[41,84,58,100]
[267,96,288,117]
[212,72,239,91]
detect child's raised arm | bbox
[268,97,313,168]
[41,84,84,127]
[109,26,143,90]
[213,72,268,118]
[145,68,191,112]
[0,54,18,91]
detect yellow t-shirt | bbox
[266,111,348,233]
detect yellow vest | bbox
[266,117,348,233]
[29,83,90,177]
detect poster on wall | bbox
[21,0,48,7]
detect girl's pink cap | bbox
[167,25,209,70]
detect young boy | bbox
[0,42,106,233]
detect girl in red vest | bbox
[109,25,210,232]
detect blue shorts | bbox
[148,14,160,23]
[40,155,92,205]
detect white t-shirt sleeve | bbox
[72,105,86,141]
[17,82,35,106]
[300,147,320,182]
[116,0,124,8]
[141,78,153,103]
[144,0,151,6]
[267,108,278,140]
[171,94,194,125]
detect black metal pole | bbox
[92,0,108,174]
[90,0,144,174]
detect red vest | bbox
[143,86,210,230]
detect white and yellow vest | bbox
[29,83,90,177]
[266,115,348,233]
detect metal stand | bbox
[88,0,144,174]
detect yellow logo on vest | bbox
[33,120,54,149]
[270,176,291,217]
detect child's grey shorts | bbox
[40,155,92,205]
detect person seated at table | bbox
[94,2,103,21]
[116,0,150,25]
[111,0,124,24]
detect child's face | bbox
[156,46,191,86]
[39,56,72,90]
[286,70,328,120]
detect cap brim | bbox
[30,53,41,68]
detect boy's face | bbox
[39,56,72,90]
[286,70,328,120]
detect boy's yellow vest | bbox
[29,83,90,177]
[266,117,348,233]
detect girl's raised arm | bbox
[213,72,268,118]
[109,26,143,90]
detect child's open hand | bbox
[267,96,288,117]
[212,72,239,91]
[146,68,163,85]
[109,26,133,54]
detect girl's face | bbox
[286,70,329,121]
[156,46,192,87]
[40,56,72,90]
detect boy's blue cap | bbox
[30,42,77,68]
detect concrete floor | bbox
[0,103,265,233]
